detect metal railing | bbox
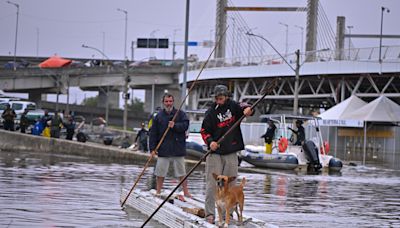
[188,45,400,71]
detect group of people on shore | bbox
[1,105,76,140]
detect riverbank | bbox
[0,129,152,163]
[0,129,285,175]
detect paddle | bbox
[120,27,229,208]
[141,79,278,227]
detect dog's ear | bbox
[212,173,218,180]
[228,176,236,183]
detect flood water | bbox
[1,150,400,228]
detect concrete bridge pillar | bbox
[144,86,180,114]
[98,89,120,109]
[335,16,346,60]
[28,91,45,107]
[305,0,318,62]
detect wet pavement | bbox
[1,150,399,227]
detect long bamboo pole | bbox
[120,27,229,208]
[141,79,277,227]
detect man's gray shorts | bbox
[155,156,186,177]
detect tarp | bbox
[319,95,367,119]
[342,96,400,122]
[39,55,72,68]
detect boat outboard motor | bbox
[302,140,322,172]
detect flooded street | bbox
[1,150,400,228]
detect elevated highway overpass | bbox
[181,46,400,114]
[0,61,183,112]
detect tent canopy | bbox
[319,95,367,119]
[342,96,400,122]
[39,55,72,68]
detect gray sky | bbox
[1,0,399,60]
[1,0,399,105]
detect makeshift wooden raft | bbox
[120,188,278,228]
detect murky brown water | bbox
[1,150,400,227]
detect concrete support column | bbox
[305,0,318,62]
[28,91,44,107]
[335,16,346,60]
[98,90,120,109]
[215,0,227,59]
[189,88,198,111]
[144,86,180,113]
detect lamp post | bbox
[82,44,111,123]
[294,25,304,54]
[379,6,390,64]
[82,44,110,60]
[182,0,190,110]
[279,22,289,57]
[7,1,19,71]
[36,27,39,57]
[347,25,353,60]
[149,29,160,58]
[246,32,300,115]
[172,29,180,60]
[117,8,128,60]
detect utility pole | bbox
[123,60,130,132]
[7,1,19,71]
[246,32,301,115]
[294,25,304,54]
[182,0,190,109]
[279,22,289,57]
[379,6,390,64]
[172,29,180,61]
[294,50,300,115]
[36,28,39,57]
[117,8,128,59]
[347,25,353,59]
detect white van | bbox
[0,101,36,129]
[0,101,36,115]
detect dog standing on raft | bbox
[213,173,246,227]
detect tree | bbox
[128,97,144,114]
[81,96,98,107]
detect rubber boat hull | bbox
[241,149,299,170]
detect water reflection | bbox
[1,150,400,228]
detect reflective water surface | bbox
[1,150,400,228]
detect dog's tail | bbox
[240,177,246,188]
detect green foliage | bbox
[81,96,98,107]
[128,97,144,114]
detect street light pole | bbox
[294,25,304,54]
[172,29,180,61]
[347,25,353,60]
[379,6,390,64]
[82,44,110,60]
[36,27,40,57]
[182,0,190,110]
[246,32,300,115]
[7,1,19,71]
[82,44,111,123]
[117,8,128,59]
[279,22,289,57]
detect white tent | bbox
[319,95,367,119]
[318,95,365,128]
[342,96,400,122]
[341,96,400,165]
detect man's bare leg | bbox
[179,176,192,198]
[156,176,164,195]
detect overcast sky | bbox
[1,0,399,105]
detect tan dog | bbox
[213,173,246,227]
